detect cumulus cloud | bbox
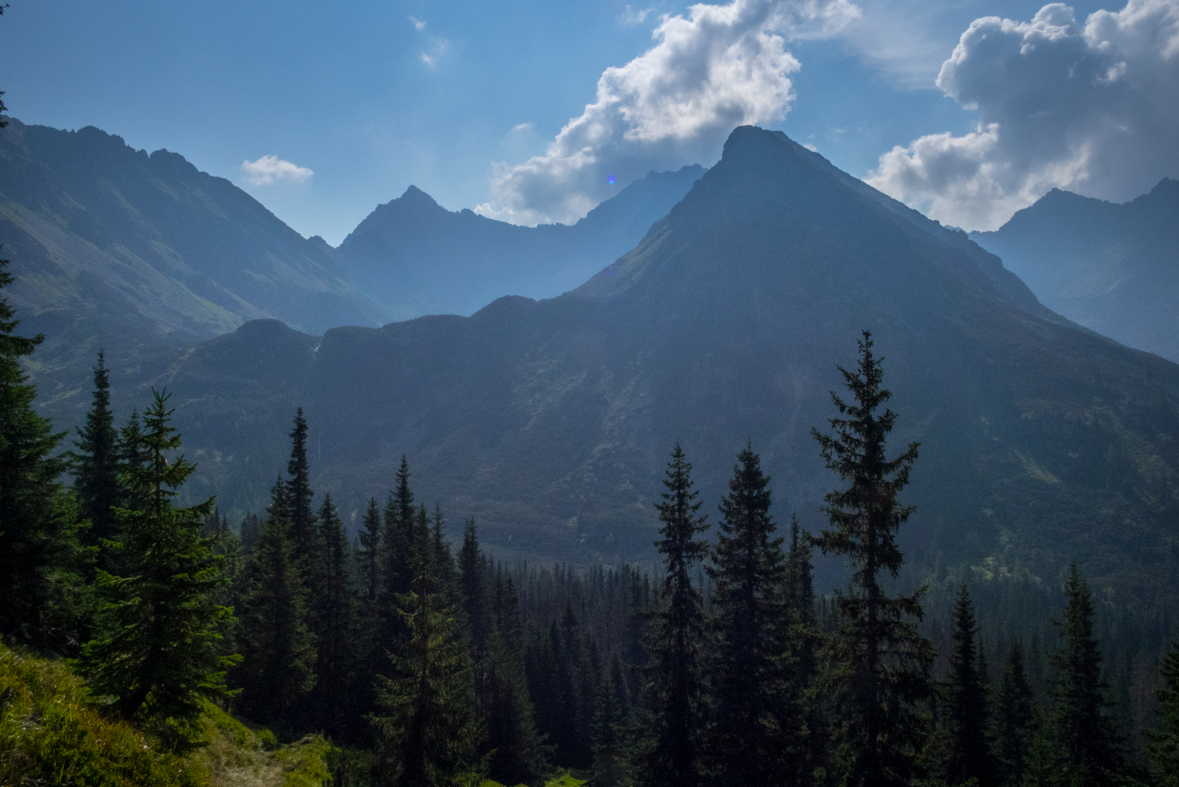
[866,0,1179,230]
[240,156,314,186]
[477,0,861,226]
[621,5,654,25]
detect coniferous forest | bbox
[6,241,1179,787]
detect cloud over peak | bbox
[867,0,1179,230]
[240,155,314,186]
[478,0,860,226]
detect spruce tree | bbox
[592,662,629,787]
[994,641,1036,787]
[639,443,709,787]
[706,444,795,785]
[1048,564,1125,787]
[72,350,121,559]
[812,331,934,787]
[234,478,317,726]
[81,389,237,746]
[359,496,383,607]
[943,583,996,787]
[0,257,84,648]
[1147,640,1179,787]
[786,513,824,787]
[372,515,482,787]
[309,493,358,738]
[285,408,317,569]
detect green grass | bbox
[0,640,333,787]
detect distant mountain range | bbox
[86,126,1179,599]
[0,118,699,419]
[338,167,703,320]
[971,179,1179,363]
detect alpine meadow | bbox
[3,1,1179,785]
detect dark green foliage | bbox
[638,443,709,787]
[943,584,996,787]
[0,257,85,649]
[372,519,482,787]
[1049,565,1125,787]
[786,514,824,787]
[234,479,316,725]
[812,331,934,787]
[592,661,629,787]
[994,642,1036,787]
[71,351,121,560]
[706,444,795,784]
[80,389,237,747]
[1147,641,1179,786]
[358,497,382,606]
[309,493,358,738]
[285,409,317,569]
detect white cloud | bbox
[621,5,654,25]
[409,16,426,31]
[477,0,861,226]
[866,0,1179,230]
[239,155,314,186]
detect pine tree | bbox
[359,497,383,607]
[1048,564,1125,787]
[72,350,121,560]
[812,331,934,787]
[309,493,358,738]
[0,257,85,648]
[706,444,795,785]
[1147,640,1179,787]
[638,443,709,787]
[786,513,824,787]
[372,515,483,787]
[234,478,317,726]
[592,662,630,787]
[80,389,237,747]
[994,641,1036,787]
[285,408,317,569]
[943,583,996,787]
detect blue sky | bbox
[2,0,1175,241]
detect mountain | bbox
[971,179,1179,363]
[99,126,1179,599]
[337,165,704,319]
[0,118,389,412]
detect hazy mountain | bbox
[0,118,391,418]
[971,179,1179,363]
[98,126,1179,600]
[337,165,704,319]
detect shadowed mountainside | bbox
[98,127,1179,600]
[972,179,1179,363]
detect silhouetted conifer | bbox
[81,389,237,747]
[706,444,795,784]
[235,477,316,726]
[0,257,85,648]
[71,350,120,563]
[1048,564,1125,787]
[309,493,358,738]
[943,583,997,787]
[638,443,709,787]
[812,331,934,787]
[995,641,1036,787]
[1147,640,1179,786]
[285,408,317,568]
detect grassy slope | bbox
[0,640,331,787]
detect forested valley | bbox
[5,249,1179,787]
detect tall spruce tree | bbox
[235,477,316,726]
[943,584,996,787]
[372,514,482,787]
[359,496,383,607]
[812,331,934,787]
[285,408,317,568]
[81,389,237,746]
[639,443,709,787]
[0,257,84,648]
[72,350,121,560]
[786,513,824,787]
[309,493,358,738]
[1048,564,1125,787]
[994,641,1036,787]
[706,444,795,785]
[1147,640,1179,787]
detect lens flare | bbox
[607,175,616,185]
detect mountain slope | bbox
[85,128,1179,598]
[337,166,704,319]
[971,179,1179,363]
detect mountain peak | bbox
[400,185,440,207]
